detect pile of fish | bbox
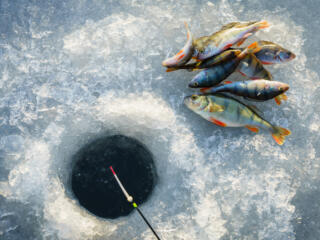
[162,21,295,145]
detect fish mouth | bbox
[290,53,296,60]
[283,84,290,91]
[188,83,197,88]
[162,59,173,67]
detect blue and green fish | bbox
[184,94,291,145]
[200,80,289,104]
[254,40,296,64]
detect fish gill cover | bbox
[0,0,320,240]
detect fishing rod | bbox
[109,166,162,240]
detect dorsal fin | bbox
[220,22,241,30]
[257,40,275,46]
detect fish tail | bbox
[274,93,288,105]
[271,126,291,145]
[200,87,214,93]
[184,21,194,42]
[256,20,270,29]
[238,42,261,58]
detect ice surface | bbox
[0,0,320,239]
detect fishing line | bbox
[109,166,162,240]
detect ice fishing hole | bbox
[71,135,157,219]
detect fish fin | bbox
[272,126,291,145]
[274,94,288,105]
[260,60,274,65]
[184,22,194,43]
[245,125,259,133]
[184,22,191,40]
[223,81,233,84]
[280,93,288,101]
[237,39,246,47]
[247,42,261,54]
[257,20,270,29]
[223,43,233,50]
[238,42,261,58]
[236,33,252,46]
[220,22,240,30]
[274,96,281,105]
[209,117,227,127]
[200,87,212,93]
[209,103,225,112]
[166,68,178,72]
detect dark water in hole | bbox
[71,135,157,219]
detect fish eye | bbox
[279,87,283,91]
[191,95,197,100]
[193,82,199,87]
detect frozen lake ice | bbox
[0,0,320,239]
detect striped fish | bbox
[200,80,289,102]
[188,42,261,88]
[254,40,296,64]
[184,94,291,145]
[192,21,269,60]
[237,53,273,80]
[162,22,194,67]
[236,53,288,105]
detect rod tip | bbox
[109,166,116,175]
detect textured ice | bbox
[0,0,320,239]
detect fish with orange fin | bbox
[184,94,291,145]
[189,42,261,88]
[166,40,294,73]
[254,40,296,64]
[192,20,269,60]
[200,80,289,103]
[162,22,194,67]
[236,54,288,105]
